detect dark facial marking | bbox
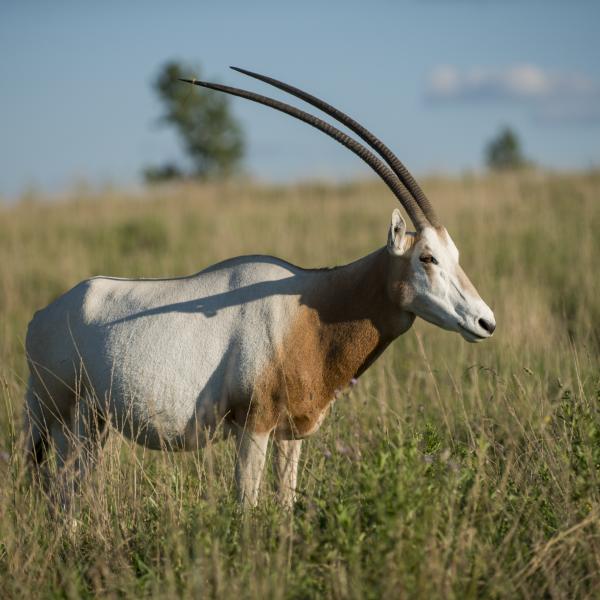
[419,254,438,265]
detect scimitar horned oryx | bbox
[24,67,496,508]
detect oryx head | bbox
[386,210,495,342]
[181,67,496,342]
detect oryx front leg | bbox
[274,439,302,508]
[235,430,270,508]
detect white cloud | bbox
[426,64,600,123]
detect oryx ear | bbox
[387,209,407,256]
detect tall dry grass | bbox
[0,171,599,598]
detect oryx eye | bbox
[420,254,438,265]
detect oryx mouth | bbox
[458,323,487,340]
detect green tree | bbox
[145,61,245,181]
[485,126,528,171]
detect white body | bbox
[27,256,304,450]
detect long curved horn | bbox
[179,78,428,230]
[230,66,440,228]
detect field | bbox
[0,171,599,598]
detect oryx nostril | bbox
[478,318,496,334]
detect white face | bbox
[388,211,496,343]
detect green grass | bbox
[1,171,599,598]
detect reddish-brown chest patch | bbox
[259,307,383,437]
[242,249,412,439]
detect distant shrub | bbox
[143,163,184,184]
[485,126,530,171]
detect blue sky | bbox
[1,1,599,198]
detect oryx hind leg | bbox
[23,375,68,481]
[23,378,51,470]
[47,390,108,512]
